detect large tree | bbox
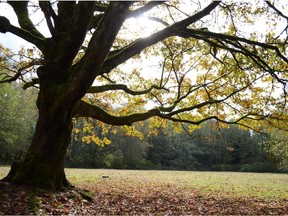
[0,1,287,189]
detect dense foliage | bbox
[66,119,281,172]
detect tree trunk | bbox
[2,83,74,190]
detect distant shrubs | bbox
[239,162,277,173]
[212,162,277,173]
[212,164,241,172]
[104,151,124,169]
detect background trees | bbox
[0,45,38,164]
[0,81,37,164]
[264,129,288,170]
[64,120,280,172]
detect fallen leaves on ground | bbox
[0,182,31,215]
[0,180,287,215]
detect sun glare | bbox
[137,16,160,37]
[126,16,162,38]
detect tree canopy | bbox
[0,0,287,189]
[1,0,287,130]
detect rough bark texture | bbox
[2,82,73,189]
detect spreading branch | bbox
[54,2,96,67]
[265,1,288,21]
[7,1,45,39]
[158,113,267,133]
[178,29,288,64]
[76,71,266,128]
[66,2,134,107]
[0,60,41,84]
[87,84,168,95]
[74,100,270,133]
[23,78,40,90]
[39,1,56,36]
[176,28,288,87]
[100,1,221,75]
[75,100,161,126]
[55,1,76,33]
[145,16,169,26]
[0,16,44,50]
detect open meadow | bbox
[1,167,288,214]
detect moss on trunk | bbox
[1,83,74,190]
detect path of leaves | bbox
[0,180,287,215]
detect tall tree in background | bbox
[0,1,287,189]
[0,78,37,164]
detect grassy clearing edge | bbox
[1,167,287,199]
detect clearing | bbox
[0,167,287,215]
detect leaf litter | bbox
[1,178,287,215]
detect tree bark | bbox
[2,82,74,189]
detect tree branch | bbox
[39,1,56,36]
[0,60,41,84]
[0,16,44,50]
[74,100,160,126]
[100,1,221,75]
[177,29,288,65]
[151,70,263,118]
[88,14,104,31]
[145,16,169,26]
[23,78,40,90]
[265,1,288,20]
[158,113,266,133]
[66,2,134,107]
[74,101,268,133]
[87,84,168,95]
[176,28,288,86]
[55,1,76,33]
[7,1,45,39]
[54,2,95,67]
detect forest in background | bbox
[0,81,287,172]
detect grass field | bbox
[1,167,288,214]
[67,169,288,199]
[1,167,287,199]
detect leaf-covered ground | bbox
[1,169,288,215]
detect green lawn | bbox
[1,167,287,199]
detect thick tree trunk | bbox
[2,83,74,190]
